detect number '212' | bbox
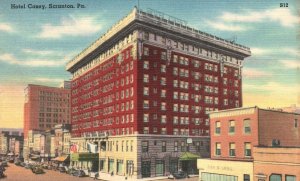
[280,3,288,7]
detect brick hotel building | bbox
[66,8,251,178]
[23,83,71,160]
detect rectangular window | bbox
[161,64,166,73]
[144,47,149,56]
[143,74,149,83]
[161,77,166,86]
[244,143,251,157]
[143,127,149,134]
[295,119,298,128]
[229,143,236,157]
[174,141,178,152]
[143,87,149,96]
[161,102,166,111]
[142,141,148,152]
[215,121,221,135]
[270,174,282,181]
[215,143,221,156]
[161,128,167,135]
[143,61,149,69]
[143,114,149,122]
[173,116,178,124]
[162,141,166,152]
[244,119,251,134]
[161,115,167,124]
[244,174,250,181]
[161,90,166,98]
[286,175,296,181]
[161,51,167,60]
[143,100,149,109]
[229,120,235,134]
[181,142,185,152]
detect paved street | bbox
[2,163,199,181]
[2,163,94,181]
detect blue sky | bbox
[0,0,299,128]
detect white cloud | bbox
[279,60,300,69]
[281,48,300,57]
[251,47,300,57]
[0,22,14,33]
[34,77,64,83]
[251,47,270,56]
[244,81,298,94]
[205,21,247,31]
[243,68,272,78]
[220,8,299,27]
[22,48,58,56]
[0,53,67,67]
[38,15,102,39]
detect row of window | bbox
[141,140,207,153]
[215,119,251,135]
[142,33,241,66]
[215,142,251,157]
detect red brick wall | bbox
[258,109,300,147]
[210,108,259,160]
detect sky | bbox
[0,0,299,128]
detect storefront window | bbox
[201,172,237,181]
[155,160,165,176]
[126,160,134,176]
[108,159,114,174]
[117,159,123,175]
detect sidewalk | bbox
[97,172,198,181]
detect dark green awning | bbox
[71,153,98,161]
[179,152,201,161]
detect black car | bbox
[58,167,66,173]
[168,171,187,179]
[72,170,85,177]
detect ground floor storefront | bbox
[71,134,209,179]
[70,153,99,172]
[197,159,253,181]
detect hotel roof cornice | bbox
[66,7,251,72]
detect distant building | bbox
[280,104,300,114]
[66,7,251,179]
[23,83,71,138]
[197,107,300,181]
[0,131,23,157]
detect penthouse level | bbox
[66,7,251,75]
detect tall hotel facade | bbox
[66,8,251,178]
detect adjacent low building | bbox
[197,106,300,181]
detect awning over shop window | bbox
[52,155,70,162]
[179,152,201,161]
[70,153,99,161]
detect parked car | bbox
[14,161,21,166]
[72,170,85,177]
[168,171,187,179]
[32,166,45,174]
[67,168,76,175]
[25,163,33,169]
[20,162,26,167]
[58,166,66,173]
[1,162,8,167]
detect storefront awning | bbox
[7,153,14,156]
[179,152,201,161]
[52,155,69,162]
[71,153,99,161]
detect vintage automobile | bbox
[31,166,45,174]
[72,170,85,177]
[168,171,188,179]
